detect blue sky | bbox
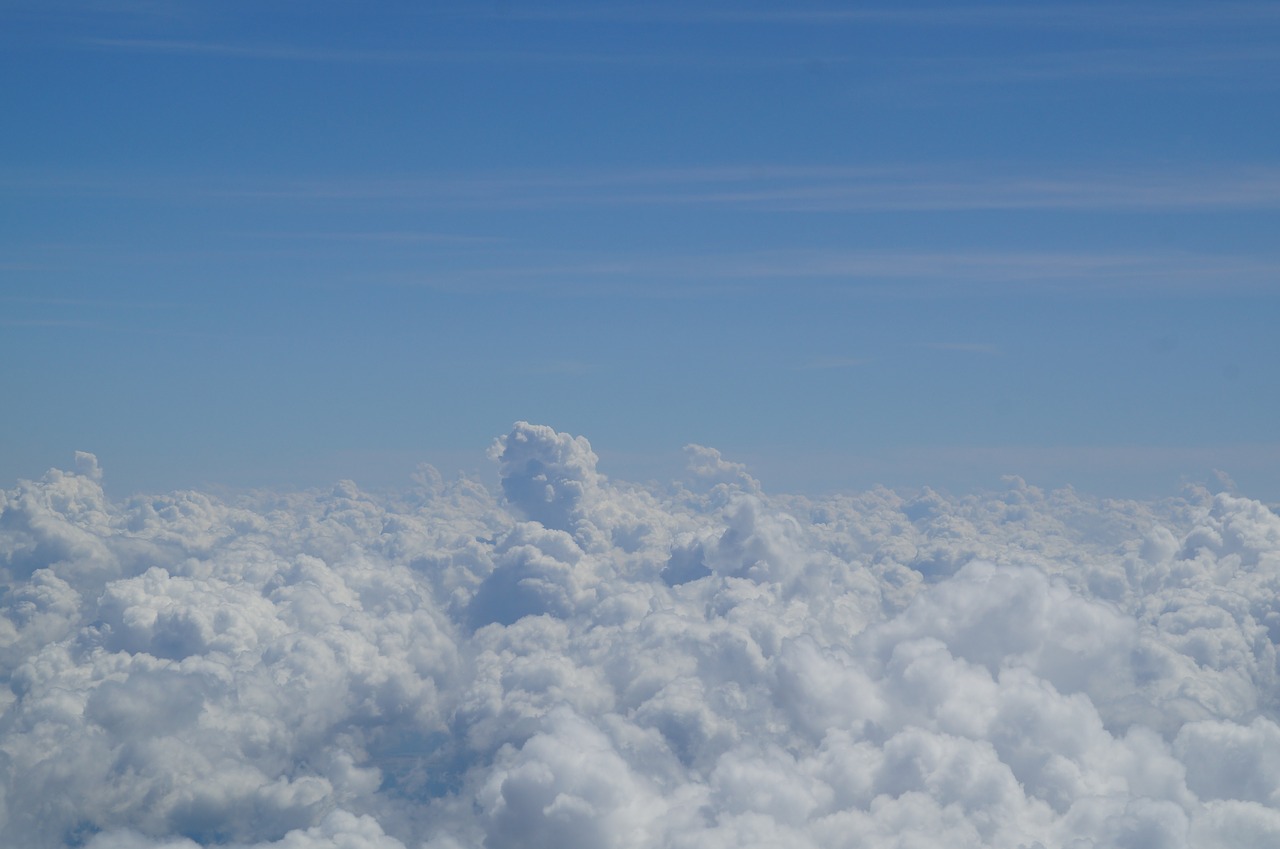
[3,1,1279,497]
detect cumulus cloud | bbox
[489,422,603,534]
[3,424,1280,847]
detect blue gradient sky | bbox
[3,1,1278,497]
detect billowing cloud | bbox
[3,424,1280,847]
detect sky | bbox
[9,8,1280,846]
[3,0,1280,499]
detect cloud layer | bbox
[3,423,1280,848]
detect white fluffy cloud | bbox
[3,422,1280,847]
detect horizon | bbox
[12,427,1279,510]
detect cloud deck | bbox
[2,423,1279,848]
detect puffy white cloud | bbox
[82,810,406,849]
[3,430,1280,848]
[490,422,603,535]
[473,706,670,849]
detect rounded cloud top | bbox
[491,421,604,532]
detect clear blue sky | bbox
[3,1,1278,497]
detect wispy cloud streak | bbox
[213,167,1280,212]
[12,165,1280,212]
[77,37,812,69]
[394,249,1280,296]
[494,3,1280,29]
